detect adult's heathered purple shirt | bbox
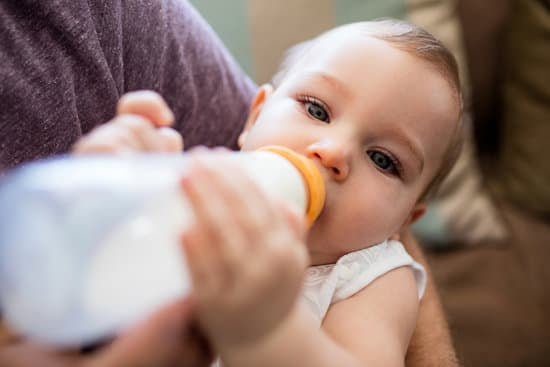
[0,0,257,170]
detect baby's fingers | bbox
[113,114,167,152]
[158,127,184,152]
[276,199,307,241]
[179,164,230,299]
[72,118,144,154]
[113,115,183,152]
[117,90,175,127]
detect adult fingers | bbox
[86,299,212,367]
[0,342,82,367]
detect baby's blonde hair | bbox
[272,19,464,201]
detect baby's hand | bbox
[180,150,308,354]
[73,90,183,154]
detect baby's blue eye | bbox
[305,101,329,122]
[368,151,397,174]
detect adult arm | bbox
[401,230,460,367]
[0,0,256,170]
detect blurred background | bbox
[190,1,550,366]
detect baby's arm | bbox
[321,266,419,366]
[215,268,418,367]
[181,151,419,367]
[73,90,183,154]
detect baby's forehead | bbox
[303,28,460,106]
[306,28,380,57]
[286,34,388,78]
[290,33,460,140]
[277,23,460,108]
[307,24,400,55]
[273,26,377,81]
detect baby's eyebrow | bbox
[301,71,353,100]
[391,127,424,173]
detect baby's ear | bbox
[408,203,427,225]
[238,84,274,148]
[392,203,427,241]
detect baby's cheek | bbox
[345,194,404,241]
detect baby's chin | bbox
[305,225,347,265]
[305,208,328,241]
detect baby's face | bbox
[240,30,459,265]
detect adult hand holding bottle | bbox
[0,298,212,367]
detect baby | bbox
[75,19,462,367]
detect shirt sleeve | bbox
[0,0,256,171]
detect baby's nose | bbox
[306,141,349,181]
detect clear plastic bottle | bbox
[0,146,325,347]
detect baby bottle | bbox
[0,146,325,347]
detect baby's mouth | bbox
[311,184,330,224]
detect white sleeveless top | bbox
[212,240,425,366]
[301,239,426,324]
